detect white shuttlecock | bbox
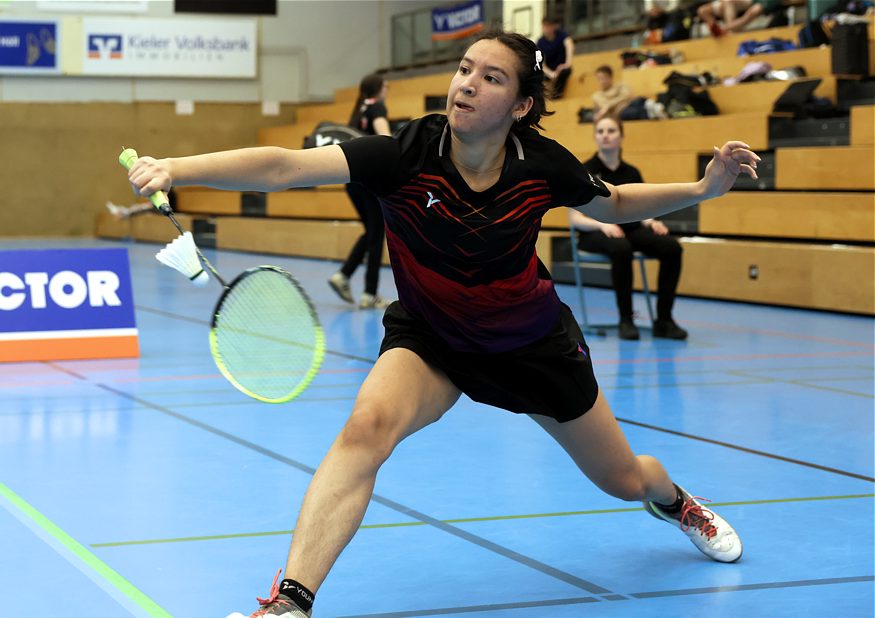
[155,232,209,287]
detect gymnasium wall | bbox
[0,0,421,102]
[0,0,428,237]
[0,101,296,236]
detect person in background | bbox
[592,65,634,122]
[328,74,393,310]
[536,15,575,98]
[570,116,688,340]
[697,0,781,37]
[105,188,177,218]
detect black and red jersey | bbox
[339,114,610,353]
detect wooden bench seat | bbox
[557,235,874,314]
[699,191,875,241]
[174,187,243,216]
[708,76,836,115]
[669,237,874,314]
[295,95,429,125]
[545,112,770,153]
[258,124,314,149]
[851,105,874,146]
[94,211,195,243]
[776,146,875,190]
[216,217,387,264]
[267,189,356,219]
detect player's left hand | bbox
[701,141,760,200]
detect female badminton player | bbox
[126,28,759,618]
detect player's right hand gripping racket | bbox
[118,148,325,403]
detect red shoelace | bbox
[679,497,718,539]
[251,568,293,617]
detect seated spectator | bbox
[106,188,177,218]
[644,1,695,44]
[536,15,575,98]
[569,117,688,340]
[697,0,781,37]
[592,65,635,122]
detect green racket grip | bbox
[118,147,171,214]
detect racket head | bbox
[209,266,325,404]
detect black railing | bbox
[389,0,646,70]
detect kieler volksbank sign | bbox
[82,17,256,77]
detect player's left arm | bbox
[577,141,759,224]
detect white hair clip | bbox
[535,50,542,71]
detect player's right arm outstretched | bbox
[126,145,352,198]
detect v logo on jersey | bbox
[426,191,441,209]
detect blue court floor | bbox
[1,238,873,618]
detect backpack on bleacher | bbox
[302,121,366,149]
[657,72,719,118]
[661,7,693,42]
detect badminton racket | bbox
[118,148,325,403]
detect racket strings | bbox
[213,269,322,401]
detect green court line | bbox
[784,379,874,399]
[0,481,171,617]
[729,370,875,399]
[91,492,875,549]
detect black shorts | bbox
[379,302,599,422]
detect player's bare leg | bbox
[285,348,461,589]
[530,389,742,562]
[227,348,461,617]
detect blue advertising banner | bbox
[0,20,59,74]
[0,248,139,361]
[432,0,484,41]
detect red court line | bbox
[0,367,369,389]
[0,365,68,375]
[11,350,865,388]
[0,379,79,389]
[107,366,371,384]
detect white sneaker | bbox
[225,595,309,618]
[328,272,354,304]
[359,293,392,310]
[105,201,126,218]
[644,485,742,563]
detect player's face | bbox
[594,118,622,152]
[447,39,532,139]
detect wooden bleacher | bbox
[699,191,875,241]
[851,105,875,145]
[99,19,875,315]
[776,146,875,190]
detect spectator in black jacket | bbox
[570,117,688,340]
